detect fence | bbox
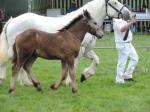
[31,0,83,14]
[95,46,150,51]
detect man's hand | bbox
[121,18,137,32]
[130,17,136,24]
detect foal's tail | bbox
[12,43,17,64]
[0,17,12,63]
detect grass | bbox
[0,33,150,112]
[96,32,150,47]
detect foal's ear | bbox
[83,9,91,19]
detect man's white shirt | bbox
[113,18,132,43]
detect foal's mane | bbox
[58,14,84,31]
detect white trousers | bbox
[116,42,139,83]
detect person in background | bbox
[0,9,4,22]
[0,9,4,33]
[67,0,78,13]
[113,14,139,84]
[141,4,147,12]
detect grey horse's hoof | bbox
[0,79,4,85]
[80,74,86,82]
[36,84,42,91]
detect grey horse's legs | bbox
[65,48,100,84]
[81,50,100,82]
[18,68,32,86]
[0,63,6,85]
[0,62,32,86]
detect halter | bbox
[105,0,125,18]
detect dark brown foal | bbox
[9,10,103,93]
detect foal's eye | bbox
[94,22,97,25]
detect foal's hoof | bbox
[50,84,58,90]
[80,74,86,82]
[8,88,15,94]
[72,88,78,93]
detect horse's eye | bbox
[114,1,117,5]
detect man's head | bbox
[122,4,132,21]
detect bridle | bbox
[105,0,125,18]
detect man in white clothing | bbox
[113,16,139,84]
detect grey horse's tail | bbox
[0,17,13,63]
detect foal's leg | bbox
[50,60,68,90]
[67,57,78,93]
[23,56,42,91]
[9,62,22,93]
[9,48,29,93]
[65,47,84,85]
[81,50,100,82]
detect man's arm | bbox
[120,18,136,32]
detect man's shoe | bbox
[124,78,135,82]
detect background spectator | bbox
[141,4,147,12]
[67,0,78,13]
[0,9,4,33]
[0,9,4,22]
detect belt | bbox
[126,41,131,43]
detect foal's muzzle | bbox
[96,33,104,39]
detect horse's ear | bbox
[83,9,91,19]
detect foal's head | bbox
[83,10,104,39]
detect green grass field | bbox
[0,33,150,112]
